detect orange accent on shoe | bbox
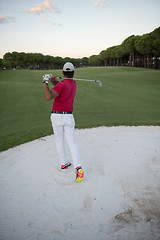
[61,165,68,169]
[61,162,71,170]
[76,166,82,170]
[78,170,84,179]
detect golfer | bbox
[43,62,84,182]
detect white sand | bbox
[0,126,160,240]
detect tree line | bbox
[0,53,89,70]
[0,27,159,70]
[99,26,160,69]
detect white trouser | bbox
[50,113,81,169]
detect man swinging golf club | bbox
[43,62,84,183]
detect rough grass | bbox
[0,67,160,151]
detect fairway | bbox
[0,67,160,151]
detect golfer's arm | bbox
[43,83,59,101]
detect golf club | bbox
[58,77,102,87]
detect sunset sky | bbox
[0,0,160,59]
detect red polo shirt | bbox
[52,79,77,112]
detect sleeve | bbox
[52,81,64,95]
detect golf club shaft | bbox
[58,77,101,83]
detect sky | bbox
[0,0,160,59]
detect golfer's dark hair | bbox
[63,71,74,78]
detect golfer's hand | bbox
[50,75,59,86]
[43,74,52,84]
[43,74,51,82]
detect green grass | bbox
[0,67,160,151]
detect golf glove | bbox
[43,74,52,84]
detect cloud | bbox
[0,14,15,24]
[39,16,62,26]
[51,22,62,26]
[92,0,111,8]
[25,0,60,14]
[94,0,104,7]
